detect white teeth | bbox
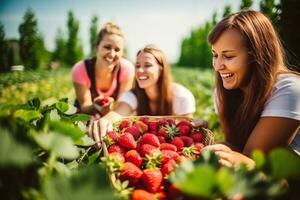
[220,73,233,78]
[138,76,148,80]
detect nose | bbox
[109,49,116,58]
[213,57,225,71]
[136,66,145,73]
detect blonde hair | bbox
[96,22,124,46]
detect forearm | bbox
[80,104,96,114]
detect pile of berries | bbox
[102,117,210,200]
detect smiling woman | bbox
[71,22,135,116]
[203,10,300,169]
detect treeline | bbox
[178,0,300,71]
[0,9,99,72]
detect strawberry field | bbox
[0,67,300,200]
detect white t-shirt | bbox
[261,74,300,155]
[118,83,196,116]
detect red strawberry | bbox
[194,142,205,152]
[171,137,185,151]
[119,119,132,130]
[157,127,169,138]
[176,119,191,127]
[140,133,160,147]
[158,119,168,127]
[119,162,143,185]
[167,184,184,199]
[131,189,156,200]
[125,150,143,167]
[96,97,110,106]
[177,124,191,136]
[108,144,126,154]
[161,159,177,176]
[138,116,150,125]
[191,133,205,143]
[118,132,137,149]
[161,150,180,164]
[134,120,148,133]
[103,131,119,145]
[158,136,166,143]
[180,136,194,147]
[166,119,176,126]
[160,143,177,152]
[142,169,163,193]
[140,144,157,157]
[123,126,140,139]
[148,121,159,133]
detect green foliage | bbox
[52,28,67,64]
[260,0,281,26]
[240,0,253,10]
[89,15,99,56]
[170,150,300,199]
[223,4,232,18]
[18,8,45,70]
[65,11,84,67]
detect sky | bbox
[0,0,259,63]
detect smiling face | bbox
[135,51,162,89]
[212,28,250,90]
[96,34,124,68]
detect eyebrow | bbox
[212,49,236,53]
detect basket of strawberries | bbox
[101,116,214,200]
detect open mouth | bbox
[220,73,234,79]
[137,75,149,81]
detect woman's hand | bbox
[202,144,255,169]
[88,117,112,148]
[190,118,208,128]
[93,95,114,116]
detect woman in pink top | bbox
[72,22,135,115]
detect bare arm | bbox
[116,76,134,100]
[73,83,95,114]
[243,117,299,156]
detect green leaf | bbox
[54,161,72,176]
[49,109,61,121]
[75,134,95,146]
[177,165,216,198]
[42,165,117,200]
[88,151,100,165]
[0,128,34,167]
[251,150,265,170]
[50,121,84,141]
[34,132,79,159]
[14,109,42,122]
[55,101,69,113]
[70,114,91,122]
[28,97,41,110]
[268,148,300,180]
[64,104,77,115]
[216,167,235,195]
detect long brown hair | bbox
[208,10,288,151]
[133,45,173,115]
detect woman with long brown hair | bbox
[90,44,195,146]
[203,10,300,168]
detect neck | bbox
[95,57,115,75]
[145,85,159,102]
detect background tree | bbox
[223,4,232,18]
[0,22,9,72]
[19,8,44,70]
[52,28,66,65]
[89,15,99,57]
[65,11,83,67]
[259,0,280,26]
[240,0,253,10]
[279,0,300,71]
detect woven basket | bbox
[101,115,214,190]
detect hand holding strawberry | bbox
[93,95,114,116]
